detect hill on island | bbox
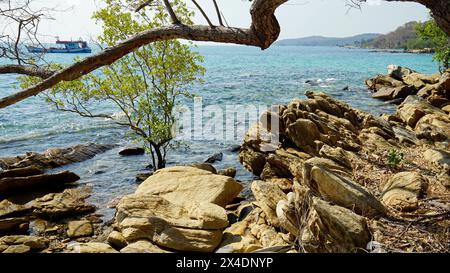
[275,33,381,46]
[362,21,436,49]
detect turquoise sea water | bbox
[0,45,438,220]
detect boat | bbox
[26,39,92,54]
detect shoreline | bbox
[1,66,449,253]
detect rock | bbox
[0,167,43,179]
[67,220,94,238]
[115,194,227,252]
[190,163,217,174]
[251,180,287,228]
[0,143,115,170]
[135,172,152,183]
[205,152,223,164]
[397,96,445,127]
[119,147,145,156]
[301,198,371,253]
[0,217,29,235]
[442,105,450,114]
[216,233,262,253]
[414,113,450,142]
[229,145,241,153]
[276,193,299,236]
[424,149,450,171]
[218,167,237,178]
[0,235,49,253]
[136,166,242,207]
[239,148,267,176]
[303,164,386,218]
[0,171,80,196]
[387,65,416,81]
[32,188,95,219]
[372,86,414,100]
[403,73,426,90]
[67,242,118,253]
[0,187,95,220]
[342,86,349,91]
[120,240,170,253]
[107,230,127,249]
[381,172,428,211]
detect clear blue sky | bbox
[35,0,430,42]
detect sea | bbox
[0,45,439,220]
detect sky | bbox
[30,0,431,42]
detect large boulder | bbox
[397,96,446,127]
[67,220,94,238]
[135,166,242,207]
[303,164,386,218]
[381,172,428,212]
[115,194,228,252]
[301,198,371,253]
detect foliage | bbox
[416,19,450,71]
[20,0,205,170]
[386,149,404,169]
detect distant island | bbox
[277,21,437,53]
[275,33,381,47]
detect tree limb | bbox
[0,64,55,78]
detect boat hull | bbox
[26,46,92,54]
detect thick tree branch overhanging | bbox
[0,0,287,109]
[0,64,55,78]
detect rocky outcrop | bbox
[0,143,115,170]
[237,90,449,253]
[67,220,94,238]
[366,66,449,108]
[0,171,79,196]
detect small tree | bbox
[21,0,205,170]
[416,18,450,71]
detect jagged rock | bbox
[442,105,450,114]
[0,235,49,253]
[115,194,227,252]
[0,171,80,196]
[0,167,43,179]
[301,198,371,253]
[120,240,170,253]
[303,164,386,218]
[67,220,94,238]
[251,180,287,228]
[67,242,118,253]
[107,230,127,249]
[135,166,242,207]
[135,172,152,183]
[239,148,267,176]
[0,143,115,170]
[205,152,223,163]
[218,167,236,178]
[366,75,405,91]
[381,172,428,211]
[119,147,145,156]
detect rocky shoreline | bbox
[0,69,449,253]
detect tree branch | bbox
[0,64,56,78]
